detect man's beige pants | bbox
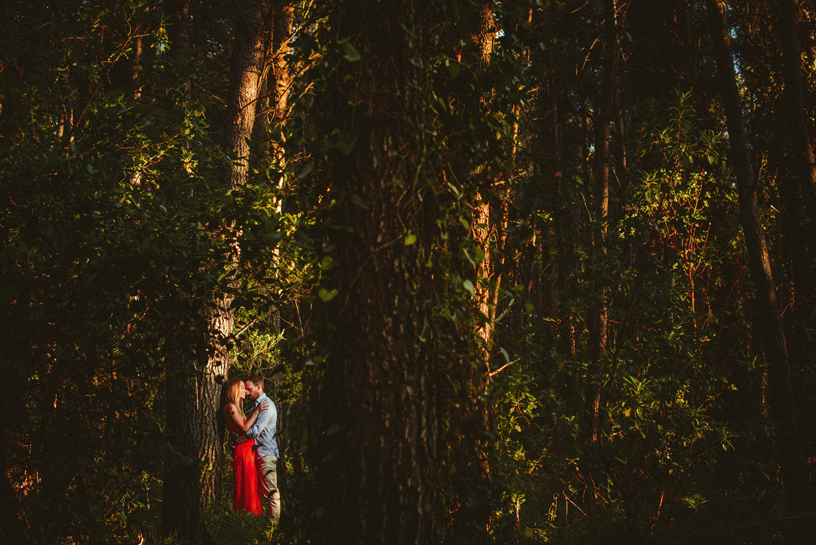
[256,455,281,521]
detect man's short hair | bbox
[245,373,264,389]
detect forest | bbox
[3,0,816,543]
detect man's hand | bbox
[230,434,249,449]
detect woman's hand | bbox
[257,400,270,412]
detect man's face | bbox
[244,380,262,401]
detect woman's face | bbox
[238,382,246,400]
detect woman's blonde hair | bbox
[224,377,246,421]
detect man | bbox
[242,373,281,522]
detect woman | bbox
[223,377,268,515]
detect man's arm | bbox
[246,399,276,439]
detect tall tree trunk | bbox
[775,0,816,383]
[222,0,267,191]
[270,1,294,126]
[587,0,616,446]
[252,0,294,141]
[162,357,201,542]
[707,0,809,509]
[130,36,143,187]
[777,0,816,210]
[161,2,202,541]
[198,295,232,501]
[197,0,267,501]
[256,1,294,501]
[253,0,294,210]
[547,72,576,357]
[313,1,460,541]
[535,69,562,327]
[470,1,502,369]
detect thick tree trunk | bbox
[775,0,816,383]
[198,295,232,500]
[707,0,809,509]
[777,0,816,210]
[197,0,267,501]
[222,0,267,190]
[161,3,202,540]
[313,2,455,542]
[162,362,201,542]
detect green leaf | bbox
[326,424,344,436]
[446,60,460,79]
[463,279,474,296]
[404,232,417,246]
[296,161,314,179]
[351,194,368,208]
[400,23,419,43]
[462,247,475,266]
[318,288,339,302]
[342,41,361,62]
[320,256,335,271]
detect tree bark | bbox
[162,361,201,542]
[312,2,457,542]
[161,3,202,540]
[252,0,294,140]
[470,2,502,368]
[707,0,809,509]
[222,0,267,190]
[270,1,294,126]
[587,0,616,446]
[197,0,268,501]
[198,295,232,501]
[777,0,816,210]
[775,0,816,382]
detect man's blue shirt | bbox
[246,393,279,458]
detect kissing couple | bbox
[222,373,281,521]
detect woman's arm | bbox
[223,401,269,434]
[241,401,269,432]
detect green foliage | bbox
[203,494,275,545]
[0,0,290,541]
[2,0,812,543]
[487,88,772,542]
